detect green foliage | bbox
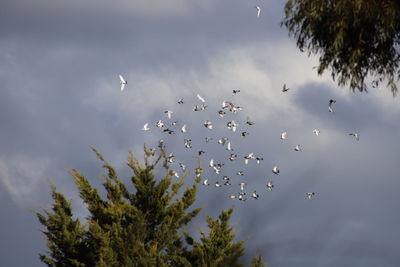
[282,0,400,95]
[35,146,265,266]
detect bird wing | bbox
[197,93,205,103]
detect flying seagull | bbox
[349,133,360,141]
[280,132,287,140]
[181,124,187,133]
[252,191,259,200]
[142,123,150,131]
[197,93,206,103]
[179,163,186,171]
[236,171,244,176]
[204,120,213,129]
[227,120,238,132]
[226,142,233,151]
[282,84,290,92]
[119,75,127,91]
[233,89,240,95]
[239,182,246,192]
[205,137,213,143]
[328,99,336,113]
[214,181,221,187]
[244,153,255,165]
[246,117,255,126]
[218,137,228,145]
[229,154,237,161]
[255,5,261,17]
[218,110,226,117]
[203,179,210,186]
[184,139,192,149]
[177,98,184,104]
[241,131,249,137]
[156,120,165,128]
[313,129,320,136]
[171,121,178,126]
[256,157,263,164]
[306,192,316,200]
[164,110,173,119]
[294,144,302,151]
[272,165,280,175]
[266,181,274,191]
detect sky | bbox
[1,0,400,266]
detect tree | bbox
[35,146,264,266]
[282,0,400,95]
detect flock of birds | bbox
[119,75,360,202]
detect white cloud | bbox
[0,154,50,205]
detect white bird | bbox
[156,120,165,128]
[181,124,187,133]
[266,181,274,191]
[203,179,210,186]
[142,123,150,131]
[184,139,192,149]
[204,120,213,129]
[119,75,127,91]
[179,163,186,171]
[244,153,255,165]
[226,142,233,151]
[171,121,178,126]
[233,89,240,95]
[171,170,179,178]
[272,165,280,175]
[282,84,290,92]
[241,131,249,137]
[313,129,320,136]
[255,5,261,17]
[349,133,360,141]
[236,171,244,176]
[230,195,237,199]
[239,182,246,191]
[238,194,246,201]
[252,191,259,200]
[209,159,215,168]
[218,137,228,145]
[205,137,213,143]
[227,120,238,132]
[197,93,206,103]
[306,192,316,200]
[218,110,226,117]
[223,176,230,181]
[167,153,175,163]
[256,157,263,164]
[177,98,184,104]
[164,110,173,119]
[280,132,287,140]
[294,144,302,151]
[328,99,336,113]
[214,181,221,187]
[229,154,237,161]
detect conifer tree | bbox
[282,0,400,95]
[35,146,264,266]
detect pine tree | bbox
[282,0,400,95]
[35,146,265,266]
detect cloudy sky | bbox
[1,0,400,266]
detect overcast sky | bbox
[1,1,400,266]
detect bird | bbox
[195,167,203,177]
[203,179,210,186]
[244,153,255,165]
[241,131,249,137]
[167,153,175,163]
[255,5,261,17]
[252,191,259,200]
[236,171,244,176]
[181,124,187,133]
[246,117,255,126]
[230,195,237,199]
[218,110,226,117]
[349,133,360,141]
[218,137,228,145]
[209,159,215,168]
[142,123,150,131]
[238,194,246,201]
[224,180,232,186]
[227,120,238,132]
[119,75,127,91]
[328,99,336,113]
[223,176,230,181]
[204,120,213,129]
[171,121,178,126]
[313,129,320,136]
[156,120,165,128]
[184,139,192,149]
[256,157,263,164]
[205,137,213,143]
[215,181,221,187]
[164,110,173,119]
[306,192,316,200]
[266,181,274,191]
[272,165,280,175]
[197,93,206,103]
[233,89,240,95]
[226,142,233,151]
[294,144,302,151]
[179,163,186,171]
[177,98,184,104]
[198,150,206,156]
[229,154,237,161]
[282,84,290,92]
[280,132,287,140]
[171,170,179,178]
[239,182,246,191]
[163,128,175,134]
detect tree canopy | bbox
[35,146,264,267]
[282,0,400,95]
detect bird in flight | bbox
[119,75,127,91]
[280,131,287,140]
[177,98,184,104]
[294,144,302,151]
[272,165,280,175]
[233,89,240,95]
[313,129,320,136]
[204,120,213,129]
[306,192,316,200]
[164,110,173,119]
[142,123,150,131]
[255,5,261,17]
[246,117,255,126]
[252,191,259,200]
[266,181,274,191]
[349,133,360,141]
[181,124,187,133]
[197,93,206,103]
[282,84,290,92]
[328,99,336,113]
